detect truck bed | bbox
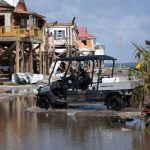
[90,76,143,91]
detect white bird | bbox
[67,110,77,122]
[121,128,131,132]
[67,111,76,116]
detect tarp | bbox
[12,72,44,84]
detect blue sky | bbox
[26,0,150,62]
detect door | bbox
[0,15,4,27]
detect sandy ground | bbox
[44,107,142,119]
[0,84,40,91]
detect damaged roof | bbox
[15,0,27,12]
[46,17,77,27]
[0,0,15,11]
[78,27,95,39]
[45,22,76,27]
[14,10,46,18]
[14,0,45,18]
[0,0,14,7]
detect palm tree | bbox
[129,43,150,108]
[130,42,150,136]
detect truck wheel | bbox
[106,95,122,111]
[124,95,131,107]
[36,97,50,110]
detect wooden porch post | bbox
[9,51,13,80]
[16,40,20,73]
[39,43,42,74]
[25,44,29,72]
[20,42,24,72]
[28,42,33,73]
[43,52,46,76]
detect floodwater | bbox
[0,94,150,150]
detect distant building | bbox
[95,43,105,55]
[44,19,78,55]
[77,27,96,55]
[145,40,150,45]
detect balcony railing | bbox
[0,26,43,40]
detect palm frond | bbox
[144,116,150,136]
[130,43,150,108]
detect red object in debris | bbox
[78,27,95,39]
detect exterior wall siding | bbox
[44,25,77,48]
[78,39,93,50]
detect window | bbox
[0,15,4,26]
[33,17,38,27]
[54,30,65,40]
[20,18,26,28]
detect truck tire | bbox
[124,95,131,107]
[106,95,122,111]
[36,97,50,110]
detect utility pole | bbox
[119,36,122,69]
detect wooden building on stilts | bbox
[0,0,45,79]
[43,18,79,74]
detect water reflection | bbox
[68,103,106,110]
[11,89,38,95]
[0,95,150,150]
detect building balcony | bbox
[0,26,43,41]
